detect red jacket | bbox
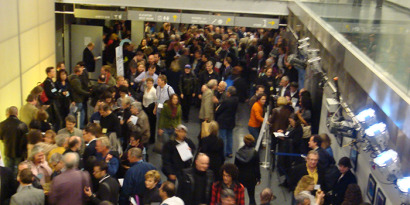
[210,181,245,205]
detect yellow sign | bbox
[268,21,275,25]
[226,18,232,24]
[173,15,178,22]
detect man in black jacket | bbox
[83,42,97,72]
[43,66,63,130]
[0,166,17,205]
[308,135,335,169]
[162,124,195,182]
[69,65,90,129]
[289,150,325,192]
[90,75,110,107]
[331,157,357,205]
[99,103,121,138]
[177,153,214,205]
[84,161,120,204]
[0,106,28,175]
[215,86,239,158]
[178,65,197,122]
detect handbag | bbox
[201,121,211,138]
[302,124,312,139]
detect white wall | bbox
[387,0,410,9]
[319,86,402,205]
[0,0,55,122]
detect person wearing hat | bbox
[161,124,196,183]
[178,64,197,122]
[330,157,357,205]
[234,134,261,205]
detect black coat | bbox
[235,145,261,187]
[177,168,214,205]
[215,96,239,129]
[162,138,196,177]
[90,175,120,205]
[83,47,95,72]
[0,166,17,205]
[0,116,28,158]
[179,72,197,95]
[43,77,60,104]
[316,147,335,169]
[90,83,110,107]
[289,163,326,191]
[332,170,357,205]
[199,135,225,180]
[257,75,276,97]
[100,112,121,138]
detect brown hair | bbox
[44,130,56,144]
[294,175,315,197]
[36,110,49,121]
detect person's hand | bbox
[84,186,92,197]
[141,78,146,82]
[62,91,68,96]
[256,181,261,185]
[192,93,196,97]
[180,94,184,99]
[120,120,124,125]
[316,190,325,199]
[158,129,164,136]
[278,129,284,133]
[169,175,177,181]
[105,154,113,163]
[153,106,157,115]
[198,94,202,99]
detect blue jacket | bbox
[96,151,120,177]
[122,160,156,197]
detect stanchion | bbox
[256,105,271,169]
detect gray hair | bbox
[50,153,63,164]
[227,86,236,96]
[221,189,235,199]
[219,81,227,89]
[97,137,111,150]
[63,152,80,169]
[128,147,142,159]
[266,58,274,64]
[206,61,213,67]
[282,76,289,82]
[55,134,69,147]
[206,79,218,89]
[29,145,44,161]
[258,51,264,56]
[18,161,32,170]
[131,101,142,111]
[295,193,311,204]
[122,97,132,106]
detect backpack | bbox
[39,83,49,104]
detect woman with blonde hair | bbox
[199,121,224,180]
[294,175,325,205]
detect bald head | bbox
[63,152,80,169]
[195,153,209,172]
[6,106,18,117]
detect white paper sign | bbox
[273,132,286,137]
[176,141,193,162]
[116,45,124,77]
[130,115,138,125]
[215,62,222,69]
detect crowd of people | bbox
[0,22,366,205]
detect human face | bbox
[217,83,225,92]
[338,165,349,175]
[44,133,54,144]
[206,63,213,72]
[48,68,56,78]
[66,121,75,132]
[222,171,233,186]
[157,78,164,87]
[307,182,315,191]
[83,130,91,142]
[256,88,265,95]
[34,152,45,165]
[148,67,156,75]
[307,154,319,169]
[60,72,67,81]
[130,137,140,147]
[100,68,106,75]
[175,129,187,140]
[145,177,158,189]
[93,166,105,179]
[50,161,64,172]
[95,140,105,153]
[266,69,273,77]
[148,55,155,64]
[308,136,316,149]
[172,95,178,105]
[259,96,267,105]
[138,65,145,73]
[195,156,209,172]
[185,68,191,74]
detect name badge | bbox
[51,88,57,93]
[102,128,107,134]
[158,103,164,109]
[94,120,100,124]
